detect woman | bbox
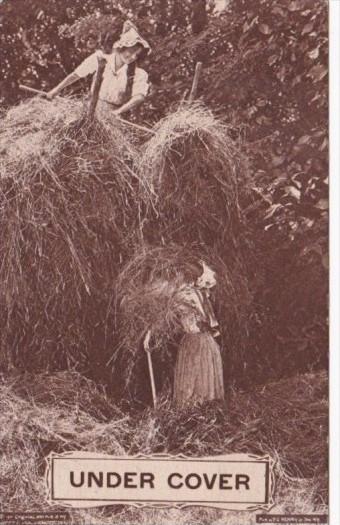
[47,21,151,117]
[173,261,225,407]
[143,261,225,408]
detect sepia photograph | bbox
[0,0,330,524]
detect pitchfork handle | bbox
[19,84,48,97]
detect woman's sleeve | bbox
[131,68,149,98]
[73,52,98,78]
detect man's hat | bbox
[114,20,151,55]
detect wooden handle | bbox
[117,117,154,135]
[87,56,107,120]
[20,83,154,134]
[188,62,203,102]
[19,84,47,97]
[147,350,157,408]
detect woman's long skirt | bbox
[173,332,224,407]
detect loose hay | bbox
[0,369,328,520]
[0,96,148,372]
[129,370,328,505]
[0,371,131,512]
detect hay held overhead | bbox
[114,244,251,392]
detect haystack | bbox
[0,99,251,397]
[0,96,148,373]
[138,103,248,252]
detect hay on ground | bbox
[0,369,327,519]
[0,372,132,512]
[130,370,328,504]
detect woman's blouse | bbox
[74,50,149,105]
[175,284,220,335]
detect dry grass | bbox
[0,96,150,372]
[138,103,249,250]
[0,100,251,393]
[0,97,140,178]
[114,244,251,390]
[0,369,327,524]
[139,103,241,203]
[0,372,130,511]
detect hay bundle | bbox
[0,98,251,393]
[138,103,248,249]
[0,97,148,372]
[114,244,251,393]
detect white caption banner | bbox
[45,452,275,511]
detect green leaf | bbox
[308,64,328,81]
[272,6,285,16]
[286,186,301,200]
[267,54,277,66]
[315,199,328,210]
[259,23,271,35]
[272,155,285,167]
[277,65,286,82]
[308,47,319,60]
[288,0,309,12]
[264,203,282,220]
[320,137,328,151]
[298,135,312,145]
[302,22,314,35]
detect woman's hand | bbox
[44,73,80,100]
[143,330,152,353]
[45,89,58,100]
[113,94,145,117]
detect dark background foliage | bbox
[0,0,328,390]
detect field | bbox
[0,369,327,524]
